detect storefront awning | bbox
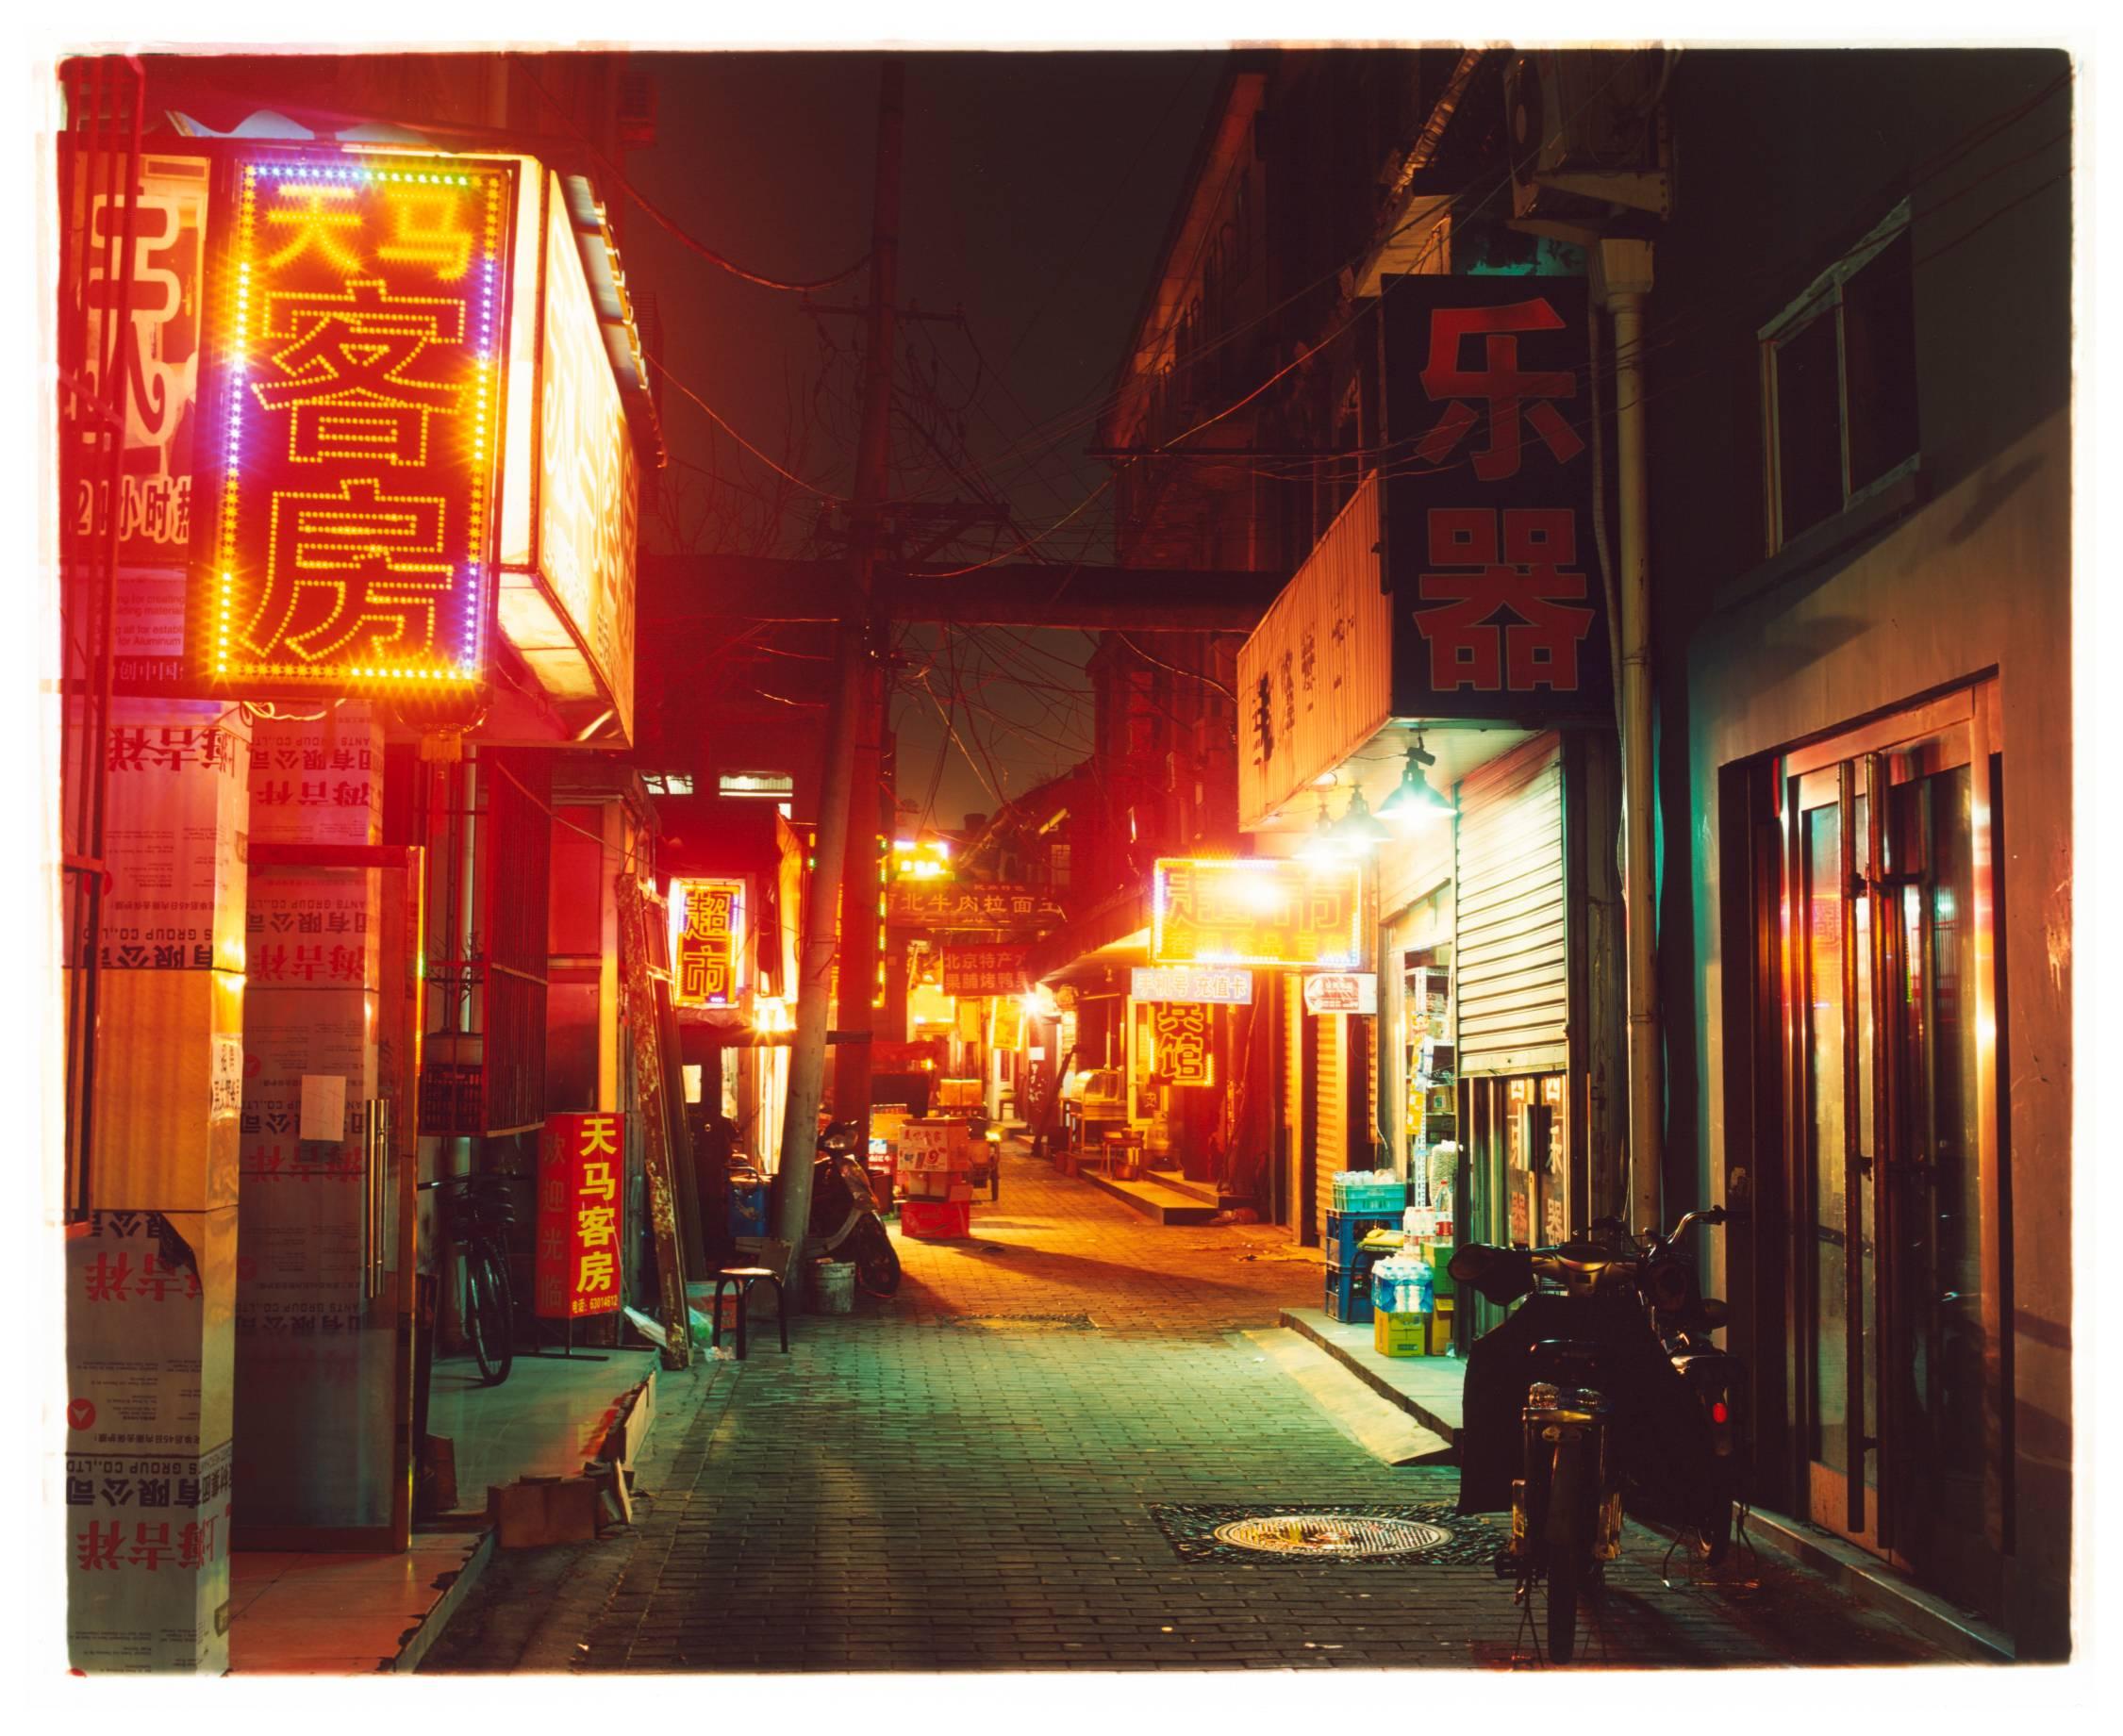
[1022,884,1150,986]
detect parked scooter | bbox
[811,1122,902,1297]
[1450,1208,1739,1662]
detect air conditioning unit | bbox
[1503,49,1672,223]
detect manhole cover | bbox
[1150,1502,1500,1565]
[1212,1513,1453,1557]
[941,1313,1098,1331]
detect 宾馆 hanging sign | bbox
[670,877,744,1009]
[536,1112,625,1319]
[1151,857,1365,969]
[1149,1001,1214,1086]
[191,149,516,703]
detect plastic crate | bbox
[1325,1259,1377,1325]
[1324,1208,1401,1262]
[1331,1175,1407,1213]
[899,1199,971,1240]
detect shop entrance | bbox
[1776,684,2006,1617]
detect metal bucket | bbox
[808,1258,856,1314]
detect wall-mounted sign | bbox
[943,945,1028,998]
[1151,857,1364,968]
[536,1112,624,1319]
[1149,1002,1215,1086]
[193,150,516,702]
[1382,274,1611,722]
[1303,971,1379,1015]
[531,172,639,736]
[1131,966,1253,1005]
[670,876,743,1008]
[889,881,1066,934]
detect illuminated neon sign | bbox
[1151,856,1365,968]
[1149,1001,1215,1086]
[197,151,514,698]
[670,876,744,1008]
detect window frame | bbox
[1758,197,1919,556]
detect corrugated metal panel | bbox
[1315,1014,1347,1235]
[1455,737,1567,1076]
[1236,476,1393,828]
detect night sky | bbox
[619,51,1223,829]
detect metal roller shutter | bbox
[1455,736,1567,1076]
[1315,1013,1346,1235]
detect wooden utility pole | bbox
[775,58,903,1251]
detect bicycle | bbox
[422,1173,519,1386]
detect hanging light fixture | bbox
[1332,783,1392,847]
[1297,788,1345,861]
[1378,736,1453,824]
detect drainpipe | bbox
[1595,238,1661,1242]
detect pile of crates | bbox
[897,1118,975,1239]
[1324,1200,1403,1324]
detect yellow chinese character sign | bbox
[195,151,514,699]
[670,877,744,1008]
[1151,857,1365,968]
[536,1112,625,1319]
[1150,1001,1214,1086]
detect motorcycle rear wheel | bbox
[1544,1438,1591,1663]
[853,1218,902,1298]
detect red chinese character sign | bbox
[193,151,514,703]
[670,877,743,1009]
[1151,857,1365,969]
[941,945,1029,998]
[1382,274,1611,722]
[536,1113,624,1319]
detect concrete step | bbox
[1077,1167,1223,1225]
[1140,1168,1251,1212]
[1278,1305,1464,1446]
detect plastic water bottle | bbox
[1412,1255,1435,1316]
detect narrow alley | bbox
[422,1142,1949,1674]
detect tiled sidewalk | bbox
[456,1146,1951,1673]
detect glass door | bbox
[1780,686,2005,1615]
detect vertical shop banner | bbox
[942,944,1029,997]
[670,877,743,1008]
[1382,274,1611,722]
[536,1113,624,1318]
[1150,1001,1214,1085]
[191,150,515,702]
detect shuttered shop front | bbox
[1454,737,1567,1077]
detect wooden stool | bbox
[710,1265,789,1360]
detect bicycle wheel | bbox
[1544,1436,1591,1663]
[464,1242,514,1386]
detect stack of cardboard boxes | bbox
[897,1119,974,1239]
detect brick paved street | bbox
[424,1144,1951,1674]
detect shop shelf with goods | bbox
[897,1117,977,1240]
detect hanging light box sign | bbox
[1149,1001,1214,1086]
[1151,857,1365,969]
[191,149,516,704]
[670,877,744,1009]
[1302,971,1378,1015]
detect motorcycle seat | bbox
[1529,1338,1604,1377]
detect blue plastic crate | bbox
[1325,1256,1380,1325]
[1324,1208,1401,1262]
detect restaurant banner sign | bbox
[888,881,1066,934]
[942,945,1029,998]
[1381,273,1611,723]
[1151,857,1364,969]
[191,149,517,705]
[1131,965,1253,1005]
[536,1112,624,1319]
